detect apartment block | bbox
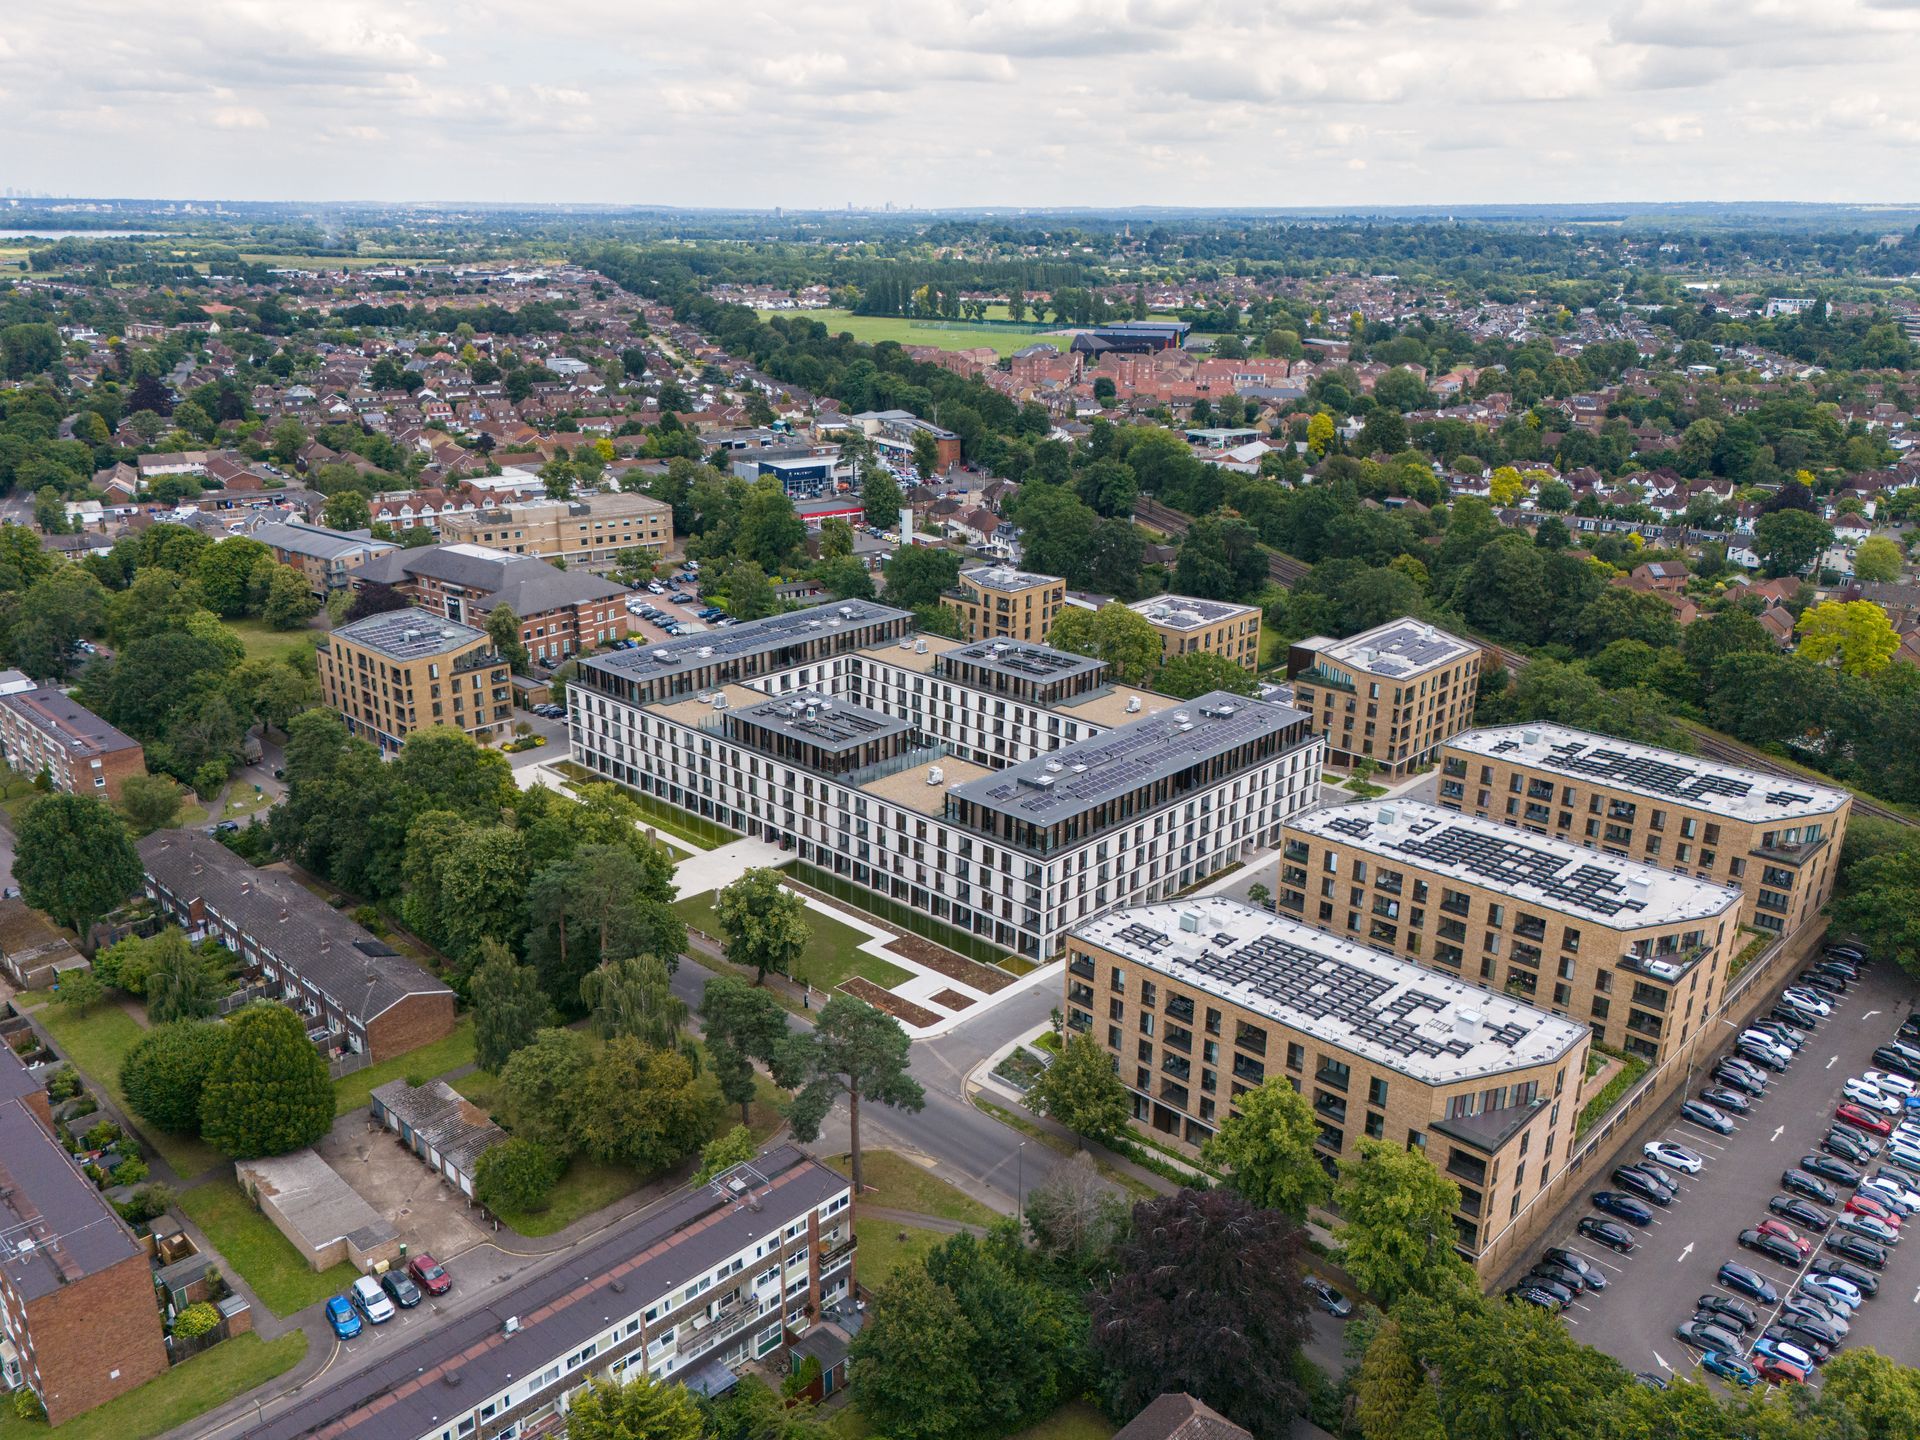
[0,1046,167,1423]
[317,607,513,752]
[0,679,144,800]
[1286,618,1481,775]
[1066,898,1589,1271]
[139,828,455,1064]
[244,1145,856,1440]
[438,491,672,568]
[1128,595,1263,672]
[1438,724,1850,938]
[1277,801,1742,1066]
[945,565,1066,644]
[255,520,397,598]
[570,605,1324,958]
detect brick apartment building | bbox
[317,607,513,752]
[438,491,671,569]
[1439,724,1852,939]
[0,674,145,800]
[0,1045,167,1423]
[138,828,455,1064]
[354,543,633,667]
[945,565,1066,644]
[1128,594,1263,673]
[1286,617,1482,776]
[255,520,397,598]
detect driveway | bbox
[315,1113,491,1265]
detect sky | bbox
[5,0,1920,209]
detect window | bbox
[1367,1076,1389,1107]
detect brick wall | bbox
[25,1253,168,1424]
[365,991,457,1064]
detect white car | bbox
[1800,1273,1861,1313]
[1643,1140,1705,1175]
[350,1275,396,1324]
[1781,988,1832,1017]
[1739,1030,1792,1064]
[1845,1079,1903,1114]
[1861,1177,1918,1214]
[1866,1070,1918,1099]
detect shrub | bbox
[45,1065,80,1102]
[171,1301,221,1339]
[111,1157,150,1188]
[123,1022,225,1134]
[84,1119,122,1150]
[199,1002,334,1158]
[475,1137,563,1215]
[13,1388,45,1421]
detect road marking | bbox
[1772,1125,1786,1142]
[1828,1056,1839,1070]
[1864,1010,1881,1020]
[1653,1350,1672,1372]
[1679,1242,1694,1260]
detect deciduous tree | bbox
[1047,604,1161,687]
[1333,1138,1475,1304]
[1027,1029,1130,1146]
[14,793,142,940]
[1796,599,1901,676]
[470,942,551,1073]
[713,869,809,986]
[1201,1076,1329,1221]
[122,1021,224,1133]
[700,975,790,1126]
[199,1002,335,1158]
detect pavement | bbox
[669,835,790,897]
[1524,954,1920,1383]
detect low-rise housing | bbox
[256,520,398,598]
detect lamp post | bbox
[1017,1141,1026,1220]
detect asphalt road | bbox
[1534,955,1920,1382]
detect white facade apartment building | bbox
[569,606,1325,958]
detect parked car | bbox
[1769,1195,1833,1232]
[1739,1228,1806,1266]
[1644,1140,1705,1174]
[1303,1275,1352,1317]
[1756,1218,1813,1255]
[1778,1307,1847,1345]
[1739,1030,1793,1064]
[1781,986,1832,1015]
[1506,1284,1561,1311]
[1701,1085,1753,1114]
[1578,1215,1636,1251]
[325,1294,363,1339]
[1810,1256,1880,1295]
[1694,1293,1757,1330]
[1872,1047,1920,1080]
[1823,1127,1877,1165]
[1717,1262,1778,1303]
[1800,1153,1862,1187]
[1735,1040,1789,1072]
[1610,1167,1675,1205]
[380,1270,422,1309]
[1845,1079,1902,1114]
[1866,1069,1919,1098]
[1543,1248,1607,1289]
[1779,1293,1844,1334]
[1750,1020,1804,1049]
[1713,1060,1768,1095]
[1702,1352,1761,1387]
[1676,1320,1743,1354]
[1846,1193,1903,1226]
[1801,1273,1863,1311]
[1680,1100,1735,1134]
[1865,1172,1920,1209]
[1593,1190,1655,1225]
[1756,1357,1809,1387]
[350,1275,396,1324]
[408,1253,452,1297]
[1753,1336,1820,1372]
[1781,1168,1840,1205]
[1530,1262,1591,1297]
[1835,1211,1900,1245]
[1774,1001,1825,1030]
[1523,1273,1578,1306]
[1760,1328,1829,1366]
[1836,1103,1895,1137]
[1823,1232,1888,1269]
[1796,970,1846,995]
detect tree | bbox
[498,1027,597,1153]
[485,604,529,674]
[736,479,807,571]
[1680,608,1772,683]
[1090,1188,1312,1437]
[1306,412,1335,455]
[1024,1150,1131,1277]
[122,1022,224,1133]
[1820,1348,1920,1440]
[118,773,186,835]
[198,1002,336,1158]
[719,559,775,621]
[194,537,274,618]
[692,1123,757,1184]
[700,975,791,1126]
[911,429,942,480]
[1797,599,1901,676]
[1754,508,1833,577]
[1831,848,1920,979]
[144,929,221,1023]
[862,465,903,535]
[1333,1138,1475,1305]
[882,545,961,612]
[576,1037,715,1172]
[1174,515,1266,602]
[321,490,371,531]
[565,1370,704,1440]
[580,955,685,1049]
[777,996,925,1198]
[1158,651,1259,699]
[1027,1030,1130,1145]
[713,869,809,985]
[1201,1076,1330,1221]
[1352,1319,1442,1440]
[261,564,318,629]
[1047,604,1161,687]
[14,793,142,940]
[470,943,551,1073]
[1488,466,1526,507]
[1853,535,1903,585]
[54,970,105,1015]
[474,1137,564,1215]
[844,1268,984,1440]
[525,842,683,1014]
[818,516,855,560]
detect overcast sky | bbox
[6,0,1919,209]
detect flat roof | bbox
[952,691,1307,824]
[0,686,140,758]
[1127,594,1260,630]
[582,599,909,685]
[959,564,1062,593]
[941,638,1104,685]
[1075,899,1586,1087]
[860,755,995,816]
[1447,724,1851,824]
[1289,801,1739,928]
[731,692,912,752]
[858,634,963,673]
[1056,684,1177,728]
[1297,617,1477,679]
[331,606,489,661]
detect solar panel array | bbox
[1332,621,1473,679]
[338,608,484,660]
[594,600,908,677]
[738,694,905,748]
[1386,822,1649,919]
[1115,922,1171,953]
[1543,740,1752,804]
[947,640,1097,681]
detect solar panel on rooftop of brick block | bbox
[1385,823,1646,918]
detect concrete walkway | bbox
[669,835,789,897]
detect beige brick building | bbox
[944,565,1065,643]
[1287,618,1481,775]
[317,607,512,753]
[1276,801,1742,1067]
[1439,725,1851,940]
[1066,898,1590,1272]
[1128,595,1263,672]
[438,491,671,569]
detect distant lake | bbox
[0,229,163,239]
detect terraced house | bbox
[1276,801,1742,1067]
[1066,898,1589,1275]
[1438,724,1850,938]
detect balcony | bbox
[1232,1055,1266,1084]
[678,1298,769,1364]
[1068,956,1095,981]
[820,1235,858,1270]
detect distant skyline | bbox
[10,0,1920,209]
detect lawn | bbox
[179,1179,360,1316]
[824,1149,998,1225]
[35,1002,223,1178]
[674,891,913,993]
[332,1018,476,1117]
[224,618,323,665]
[755,308,1078,358]
[851,1216,947,1290]
[219,784,273,822]
[0,1332,307,1440]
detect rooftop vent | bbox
[927,766,944,785]
[898,638,914,650]
[914,639,928,654]
[1177,911,1202,934]
[1454,1007,1482,1043]
[711,694,728,710]
[1125,696,1142,713]
[502,1316,520,1336]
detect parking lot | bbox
[1527,952,1920,1384]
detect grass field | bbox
[226,618,323,665]
[180,1178,360,1316]
[0,1332,307,1440]
[756,308,1079,358]
[332,1018,475,1116]
[36,1002,223,1178]
[824,1149,998,1225]
[851,1216,947,1290]
[674,891,913,993]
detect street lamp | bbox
[1017,1141,1026,1220]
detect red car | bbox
[1835,1103,1894,1137]
[1756,1218,1814,1255]
[1758,1358,1808,1386]
[406,1253,452,1297]
[1847,1194,1904,1228]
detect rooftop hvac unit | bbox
[1125,696,1142,713]
[1454,1008,1482,1042]
[653,649,673,661]
[502,1316,521,1336]
[1045,759,1063,772]
[1377,806,1397,826]
[1356,647,1376,664]
[1173,711,1189,723]
[711,694,728,710]
[1627,875,1652,898]
[899,638,914,650]
[839,606,855,619]
[927,766,944,785]
[402,628,420,643]
[1178,911,1201,933]
[914,639,928,654]
[1522,727,1541,745]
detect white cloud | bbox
[1630,113,1705,143]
